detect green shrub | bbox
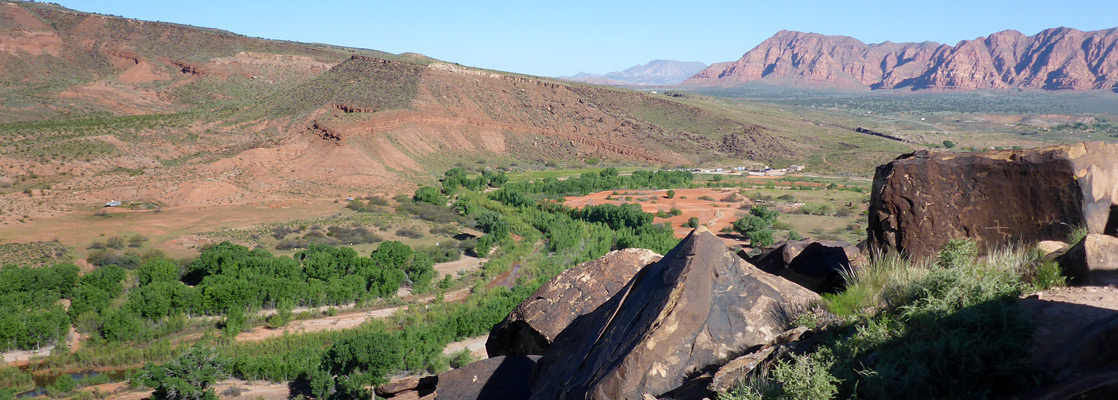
[822,285,873,317]
[746,228,774,248]
[1027,260,1066,291]
[853,264,1032,399]
[52,374,76,394]
[750,206,780,223]
[936,238,977,268]
[1066,225,1089,245]
[412,186,447,206]
[448,348,476,369]
[395,227,425,239]
[313,332,404,399]
[770,352,838,400]
[796,203,834,216]
[136,347,226,400]
[399,201,464,224]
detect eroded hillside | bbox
[0,1,914,228]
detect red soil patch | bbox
[564,188,752,248]
[0,4,62,57]
[56,81,173,115]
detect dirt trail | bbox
[434,255,487,279]
[443,335,488,358]
[101,379,290,400]
[2,326,80,365]
[1021,285,1118,366]
[236,287,471,342]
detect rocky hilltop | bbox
[685,28,1118,91]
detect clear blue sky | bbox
[50,0,1118,77]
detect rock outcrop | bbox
[486,248,662,357]
[867,142,1118,261]
[685,28,1118,91]
[436,356,537,400]
[749,240,860,293]
[529,227,819,400]
[376,376,437,400]
[378,356,538,400]
[1055,234,1118,285]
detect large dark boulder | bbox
[1054,234,1118,285]
[486,248,661,357]
[529,227,819,400]
[868,142,1118,261]
[750,240,859,293]
[379,356,538,400]
[436,356,538,400]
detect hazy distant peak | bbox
[559,59,708,86]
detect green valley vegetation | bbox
[1,166,689,395]
[0,263,79,350]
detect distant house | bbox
[787,165,806,172]
[105,200,122,207]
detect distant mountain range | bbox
[685,28,1118,91]
[561,59,707,86]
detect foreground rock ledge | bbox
[529,227,819,400]
[868,142,1118,261]
[486,248,662,357]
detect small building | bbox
[105,200,122,207]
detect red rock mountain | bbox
[685,28,1118,91]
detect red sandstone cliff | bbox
[685,28,1118,91]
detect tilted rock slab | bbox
[486,248,661,357]
[529,227,819,400]
[868,142,1118,261]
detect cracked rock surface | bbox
[529,227,818,400]
[486,248,662,357]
